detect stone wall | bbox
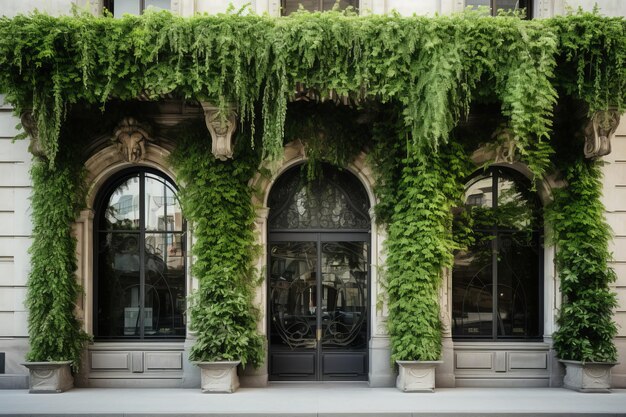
[0,96,32,387]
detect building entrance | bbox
[267,164,371,381]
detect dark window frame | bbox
[93,167,186,341]
[466,0,532,18]
[103,0,169,16]
[281,0,359,16]
[452,166,544,342]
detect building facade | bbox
[0,0,625,390]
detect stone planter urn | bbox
[396,360,442,392]
[195,361,240,393]
[22,361,73,393]
[560,360,618,393]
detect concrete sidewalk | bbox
[1,384,626,416]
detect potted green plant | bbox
[385,152,464,392]
[22,158,90,393]
[548,161,619,392]
[171,133,264,393]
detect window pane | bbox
[103,175,140,231]
[113,0,141,18]
[322,0,358,11]
[145,173,182,232]
[320,241,368,349]
[97,232,141,337]
[144,0,170,11]
[465,174,495,231]
[283,0,320,15]
[270,241,318,349]
[494,0,521,11]
[452,237,494,337]
[144,233,186,338]
[496,176,538,232]
[496,232,540,337]
[465,0,491,9]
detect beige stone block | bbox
[509,352,548,370]
[0,312,15,336]
[0,212,13,235]
[0,188,14,211]
[14,311,27,336]
[614,311,626,337]
[91,352,130,370]
[0,138,29,162]
[0,112,21,137]
[455,352,493,369]
[611,263,626,287]
[386,0,439,15]
[609,237,626,261]
[145,352,183,370]
[0,162,30,187]
[615,288,626,312]
[0,257,14,286]
[606,212,626,236]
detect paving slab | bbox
[0,384,625,416]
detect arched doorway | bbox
[267,163,371,381]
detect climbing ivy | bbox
[546,159,618,363]
[385,143,470,362]
[25,136,90,370]
[0,10,623,174]
[169,124,264,367]
[0,9,623,368]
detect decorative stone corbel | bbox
[584,110,620,159]
[200,102,237,161]
[112,117,153,163]
[20,111,46,159]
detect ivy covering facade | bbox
[0,9,623,370]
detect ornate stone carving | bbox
[112,117,152,163]
[200,102,238,161]
[493,127,518,164]
[584,110,620,159]
[20,111,47,159]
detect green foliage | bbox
[284,101,372,179]
[385,144,469,361]
[546,159,618,362]
[0,10,622,178]
[26,142,90,371]
[1,8,623,369]
[169,124,264,367]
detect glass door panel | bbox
[320,241,368,350]
[269,242,318,350]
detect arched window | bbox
[94,169,186,340]
[281,0,359,16]
[452,167,542,340]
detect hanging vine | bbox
[0,9,623,367]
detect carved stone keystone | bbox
[113,117,152,163]
[584,110,620,159]
[200,102,237,161]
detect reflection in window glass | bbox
[452,168,541,340]
[96,170,186,339]
[282,0,358,15]
[104,175,140,230]
[465,0,530,17]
